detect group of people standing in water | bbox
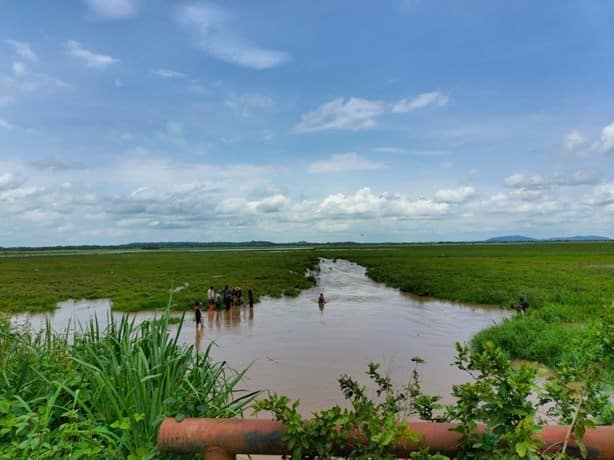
[194,285,254,328]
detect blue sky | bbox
[0,0,613,245]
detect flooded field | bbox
[13,259,511,414]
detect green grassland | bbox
[2,242,613,371]
[0,249,319,312]
[320,242,614,371]
[321,242,614,307]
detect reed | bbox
[0,305,257,459]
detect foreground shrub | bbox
[256,336,613,459]
[0,309,257,459]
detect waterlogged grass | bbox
[2,242,613,372]
[0,309,257,459]
[322,242,614,372]
[0,249,319,312]
[322,242,614,307]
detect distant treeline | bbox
[1,237,611,251]
[0,241,361,251]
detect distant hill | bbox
[486,235,610,243]
[486,235,537,242]
[546,236,610,241]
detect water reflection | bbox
[195,326,204,354]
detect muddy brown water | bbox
[12,259,511,416]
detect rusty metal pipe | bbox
[158,418,614,459]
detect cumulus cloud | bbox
[176,3,290,69]
[0,173,25,191]
[318,188,449,219]
[83,0,140,19]
[392,91,448,113]
[562,122,614,157]
[435,186,475,203]
[152,68,185,79]
[1,151,611,245]
[588,181,614,206]
[476,192,562,215]
[597,122,614,155]
[66,41,119,69]
[294,98,386,132]
[5,40,37,61]
[308,153,384,174]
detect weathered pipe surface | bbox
[158,418,614,459]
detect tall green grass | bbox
[0,306,257,459]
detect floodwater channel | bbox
[12,258,511,416]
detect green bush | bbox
[0,308,257,459]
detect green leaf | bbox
[515,441,528,457]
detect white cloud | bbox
[587,181,614,206]
[392,91,448,113]
[225,93,273,117]
[152,69,186,79]
[476,192,562,216]
[177,4,290,69]
[83,0,140,19]
[563,129,586,152]
[504,173,548,189]
[308,153,384,174]
[435,186,475,203]
[12,62,26,77]
[295,92,448,133]
[256,194,291,213]
[66,41,119,69]
[318,188,449,219]
[597,122,614,155]
[5,40,37,61]
[505,170,601,189]
[562,122,614,157]
[0,173,24,191]
[1,151,611,245]
[0,119,13,130]
[294,98,386,132]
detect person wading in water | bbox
[207,286,215,311]
[318,293,326,309]
[194,300,203,328]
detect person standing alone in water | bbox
[194,300,203,328]
[248,289,254,308]
[318,293,326,308]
